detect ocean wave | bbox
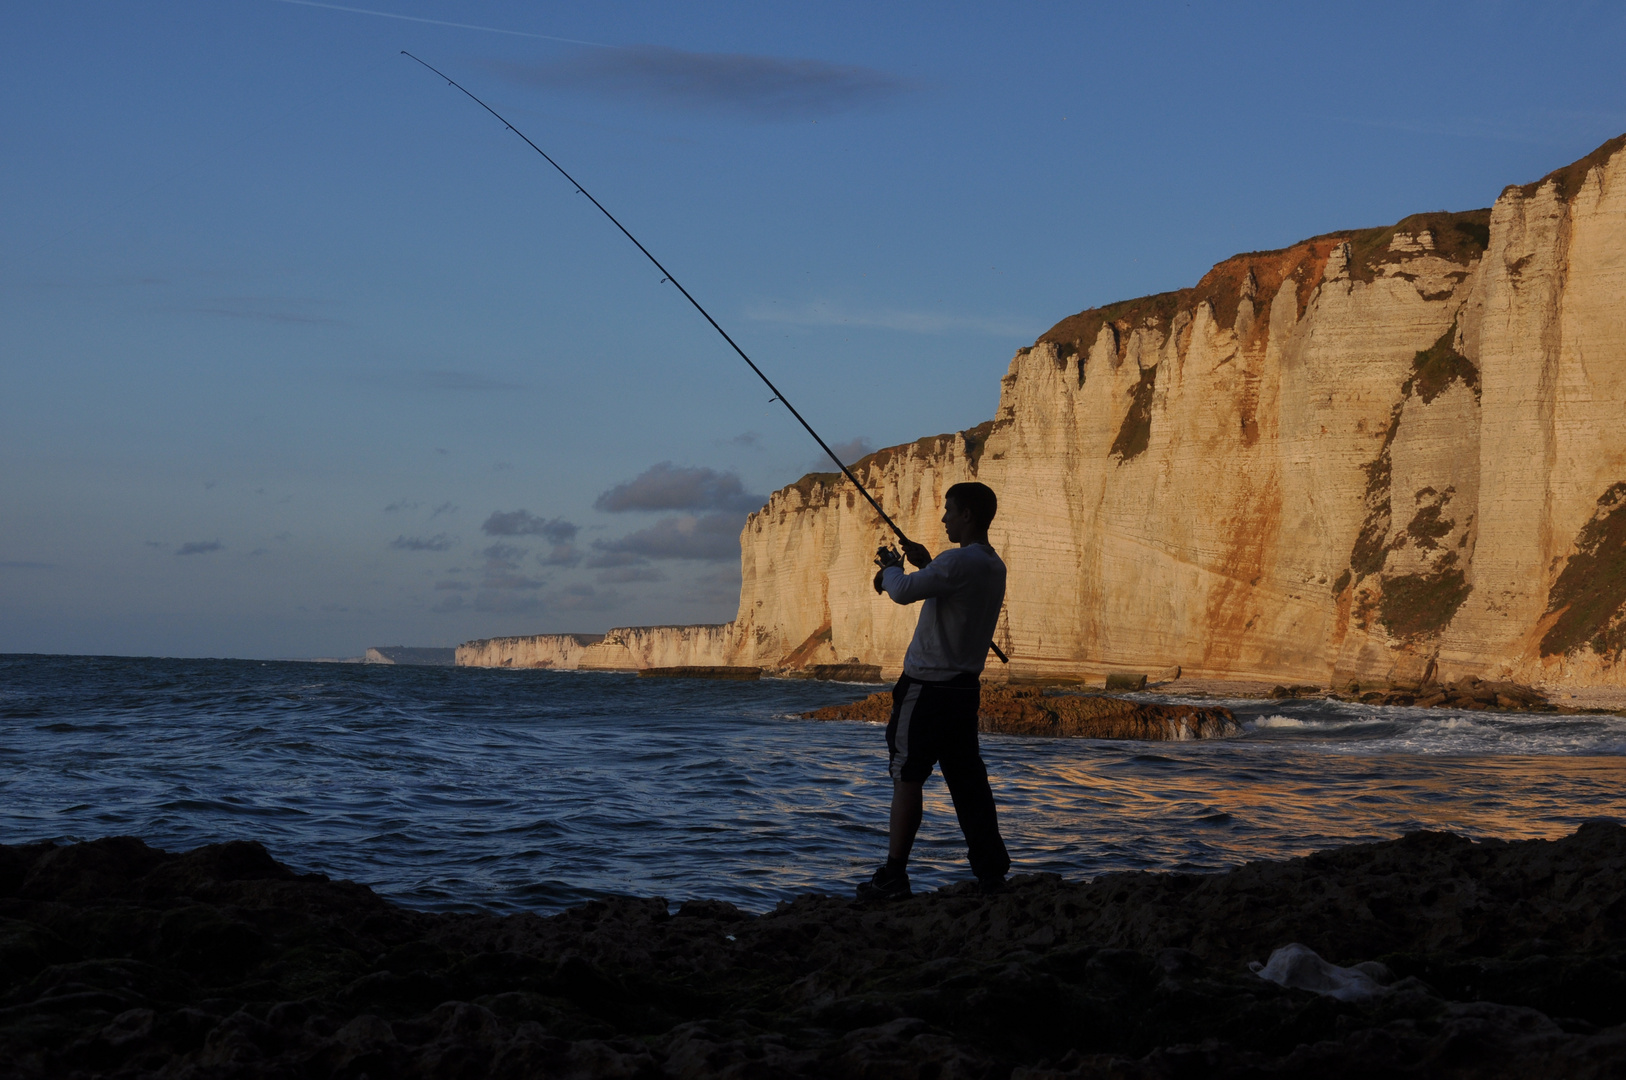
[1238,702,1626,755]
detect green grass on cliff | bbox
[1542,481,1626,659]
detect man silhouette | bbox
[859,481,1011,900]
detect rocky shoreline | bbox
[4,826,1626,1077]
[801,686,1241,740]
[797,678,1626,743]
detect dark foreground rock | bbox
[803,686,1240,740]
[3,825,1626,1077]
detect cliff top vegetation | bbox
[1032,134,1625,367]
[1036,207,1491,360]
[1513,132,1626,201]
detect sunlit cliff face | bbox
[456,136,1626,690]
[713,135,1626,688]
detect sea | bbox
[3,653,1624,914]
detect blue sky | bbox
[3,1,1624,658]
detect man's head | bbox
[942,482,997,544]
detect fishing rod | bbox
[403,52,1009,663]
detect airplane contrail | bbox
[265,0,616,47]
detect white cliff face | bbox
[456,634,605,669]
[455,627,733,670]
[961,228,1480,684]
[1447,137,1626,684]
[461,136,1626,688]
[725,136,1626,687]
[574,624,733,670]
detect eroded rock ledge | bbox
[4,826,1626,1077]
[802,687,1241,740]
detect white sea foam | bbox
[1251,715,1312,730]
[1242,704,1626,756]
[1245,713,1390,737]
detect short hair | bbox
[945,482,997,529]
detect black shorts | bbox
[885,671,981,782]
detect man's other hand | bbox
[901,540,932,568]
[874,544,902,594]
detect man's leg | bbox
[938,722,1011,882]
[859,776,924,901]
[883,674,930,866]
[888,779,924,862]
[860,675,930,900]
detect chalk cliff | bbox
[456,634,604,669]
[462,135,1626,688]
[455,627,731,671]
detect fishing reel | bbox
[872,544,903,596]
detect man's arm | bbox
[877,553,958,605]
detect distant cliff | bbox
[455,628,728,671]
[456,634,604,669]
[463,135,1626,688]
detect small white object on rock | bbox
[1249,943,1390,1002]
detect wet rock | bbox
[19,836,169,902]
[803,687,1240,740]
[2,825,1625,1075]
[1331,676,1555,712]
[977,691,1237,740]
[801,693,893,725]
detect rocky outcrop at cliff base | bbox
[5,826,1626,1077]
[803,686,1240,740]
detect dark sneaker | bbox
[977,874,1009,896]
[856,863,912,902]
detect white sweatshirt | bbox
[880,543,1007,680]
